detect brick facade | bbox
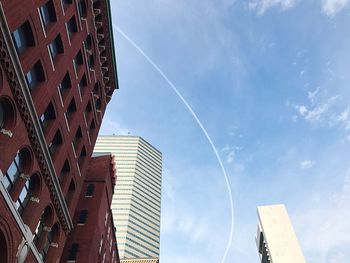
[61,155,120,263]
[0,0,118,262]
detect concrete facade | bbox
[0,0,118,262]
[256,204,306,263]
[94,136,162,260]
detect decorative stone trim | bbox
[0,4,72,233]
[30,197,40,203]
[20,173,29,181]
[0,127,13,137]
[50,242,58,248]
[43,226,52,232]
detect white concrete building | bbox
[94,135,162,259]
[256,204,306,263]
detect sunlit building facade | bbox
[256,204,306,263]
[94,135,162,259]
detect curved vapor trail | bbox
[113,24,234,263]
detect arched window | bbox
[77,210,88,225]
[93,82,100,96]
[68,243,79,261]
[39,102,55,130]
[48,34,64,60]
[78,0,87,18]
[95,98,101,111]
[26,60,45,90]
[48,130,62,156]
[78,146,86,170]
[66,180,75,208]
[34,206,53,245]
[73,127,82,153]
[78,74,87,97]
[65,98,76,125]
[11,21,35,54]
[85,184,94,197]
[41,223,59,260]
[59,159,70,184]
[39,0,57,27]
[0,96,16,131]
[58,72,71,100]
[2,148,32,192]
[67,16,78,38]
[85,34,92,50]
[0,230,8,263]
[16,173,40,215]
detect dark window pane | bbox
[39,0,56,26]
[11,21,35,54]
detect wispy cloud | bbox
[322,0,350,16]
[248,0,297,15]
[294,169,350,261]
[300,160,315,169]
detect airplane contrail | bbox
[112,24,234,263]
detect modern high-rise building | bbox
[0,0,119,262]
[256,204,306,263]
[94,135,162,260]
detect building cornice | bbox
[0,3,73,234]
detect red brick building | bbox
[61,154,119,263]
[0,0,119,262]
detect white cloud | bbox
[304,104,328,122]
[248,0,296,15]
[226,150,235,164]
[300,160,315,169]
[296,105,308,116]
[322,0,350,16]
[308,87,320,105]
[294,170,350,260]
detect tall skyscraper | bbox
[256,204,306,263]
[94,135,162,260]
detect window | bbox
[85,35,92,50]
[85,184,94,197]
[11,21,35,54]
[78,0,87,18]
[49,35,64,59]
[0,103,3,128]
[67,16,77,38]
[15,180,30,214]
[73,127,82,151]
[39,0,56,26]
[58,72,71,98]
[77,210,88,225]
[59,159,70,183]
[95,98,101,111]
[73,50,83,72]
[78,146,86,169]
[39,102,55,130]
[66,180,75,208]
[2,148,31,193]
[78,74,87,96]
[34,206,52,245]
[0,97,16,130]
[61,0,72,7]
[88,55,94,68]
[25,61,45,90]
[41,223,58,260]
[48,130,62,156]
[66,98,76,122]
[68,243,79,260]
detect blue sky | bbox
[101,0,350,262]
